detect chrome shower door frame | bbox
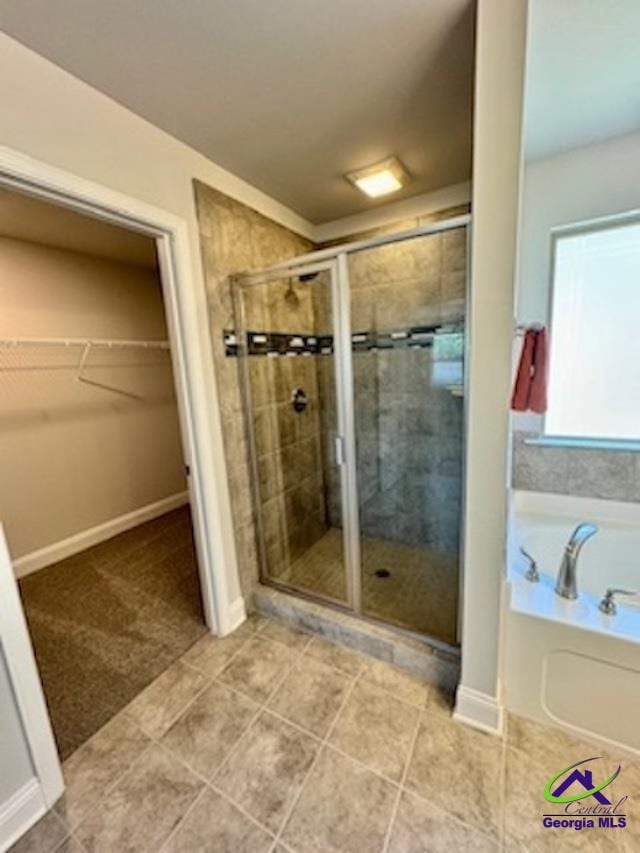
[233,258,361,613]
[234,212,471,645]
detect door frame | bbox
[0,523,63,843]
[0,146,241,811]
[233,258,361,611]
[334,252,362,612]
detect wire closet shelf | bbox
[0,337,171,390]
[0,336,169,349]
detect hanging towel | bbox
[511,328,536,411]
[511,326,548,413]
[529,327,548,413]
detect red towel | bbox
[511,327,548,413]
[529,327,547,413]
[511,329,536,411]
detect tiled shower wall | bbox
[194,183,471,601]
[240,276,331,582]
[193,181,312,599]
[319,227,467,554]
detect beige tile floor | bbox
[12,615,640,853]
[275,528,458,644]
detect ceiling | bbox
[0,0,475,224]
[524,0,640,161]
[0,187,157,268]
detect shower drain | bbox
[374,569,391,578]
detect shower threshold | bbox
[254,584,460,691]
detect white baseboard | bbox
[13,491,190,578]
[222,596,247,636]
[0,778,46,853]
[453,684,504,736]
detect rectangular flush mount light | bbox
[346,156,409,198]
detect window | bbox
[546,217,640,442]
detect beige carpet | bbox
[19,506,206,759]
[275,528,458,644]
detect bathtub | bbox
[504,490,640,755]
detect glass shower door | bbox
[235,222,467,645]
[235,264,351,605]
[346,227,466,643]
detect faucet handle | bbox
[599,588,638,616]
[520,546,539,582]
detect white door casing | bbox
[0,523,62,848]
[0,145,244,844]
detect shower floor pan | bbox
[269,527,459,646]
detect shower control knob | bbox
[291,388,308,413]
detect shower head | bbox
[284,277,299,306]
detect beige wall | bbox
[0,28,315,633]
[511,131,640,502]
[317,203,470,249]
[0,30,313,818]
[0,237,186,561]
[517,131,640,326]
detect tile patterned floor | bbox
[276,528,458,644]
[12,615,640,853]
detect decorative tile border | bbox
[224,323,463,357]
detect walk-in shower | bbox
[232,216,469,646]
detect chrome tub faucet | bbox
[555,523,599,600]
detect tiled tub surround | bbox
[194,181,313,599]
[15,614,640,853]
[512,430,640,503]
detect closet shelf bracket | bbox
[76,342,92,384]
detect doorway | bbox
[0,185,209,759]
[234,216,469,646]
[0,149,239,836]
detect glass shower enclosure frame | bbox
[233,214,470,647]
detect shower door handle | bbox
[335,435,345,467]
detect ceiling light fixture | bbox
[346,156,409,199]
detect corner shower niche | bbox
[232,220,467,646]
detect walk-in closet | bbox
[0,187,206,759]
